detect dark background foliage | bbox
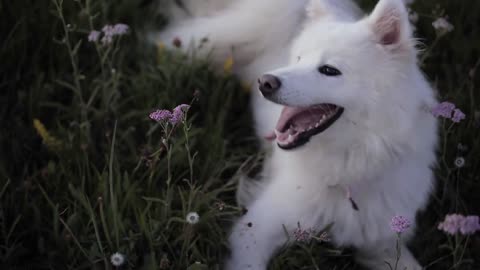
[0,0,479,269]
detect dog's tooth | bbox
[287,134,293,142]
[315,123,320,128]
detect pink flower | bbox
[170,104,190,124]
[113,24,129,35]
[101,35,113,45]
[438,214,480,235]
[452,109,466,123]
[460,216,480,235]
[438,214,463,235]
[88,30,101,42]
[432,17,454,35]
[431,102,455,118]
[102,25,115,37]
[98,23,130,45]
[149,110,172,122]
[149,104,190,125]
[293,227,315,242]
[431,102,466,123]
[390,215,411,233]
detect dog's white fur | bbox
[157,0,438,269]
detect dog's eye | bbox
[318,65,341,76]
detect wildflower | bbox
[223,55,234,73]
[112,23,129,35]
[316,231,331,242]
[460,216,480,235]
[99,23,129,45]
[293,224,315,242]
[186,212,200,224]
[214,201,226,211]
[431,102,465,123]
[101,35,113,45]
[102,25,114,36]
[293,228,311,242]
[438,214,480,235]
[454,157,465,168]
[110,252,126,267]
[157,42,166,63]
[431,102,455,118]
[170,104,190,124]
[390,215,411,233]
[149,110,173,122]
[439,214,462,234]
[33,119,62,150]
[87,30,101,42]
[432,17,454,36]
[173,37,182,48]
[105,23,126,36]
[452,109,466,123]
[150,105,190,125]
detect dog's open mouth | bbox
[274,104,344,150]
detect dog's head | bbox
[259,0,429,151]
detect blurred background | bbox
[0,0,479,269]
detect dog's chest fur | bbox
[263,145,433,248]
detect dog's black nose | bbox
[258,74,281,96]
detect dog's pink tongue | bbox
[264,131,276,141]
[276,106,304,132]
[274,129,290,142]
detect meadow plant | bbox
[388,216,411,270]
[431,102,466,123]
[437,214,480,268]
[110,252,126,267]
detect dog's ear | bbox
[368,0,411,47]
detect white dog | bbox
[157,0,438,269]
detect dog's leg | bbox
[226,181,320,270]
[154,0,308,73]
[154,9,265,70]
[355,241,422,270]
[165,0,234,24]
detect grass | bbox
[0,0,479,269]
